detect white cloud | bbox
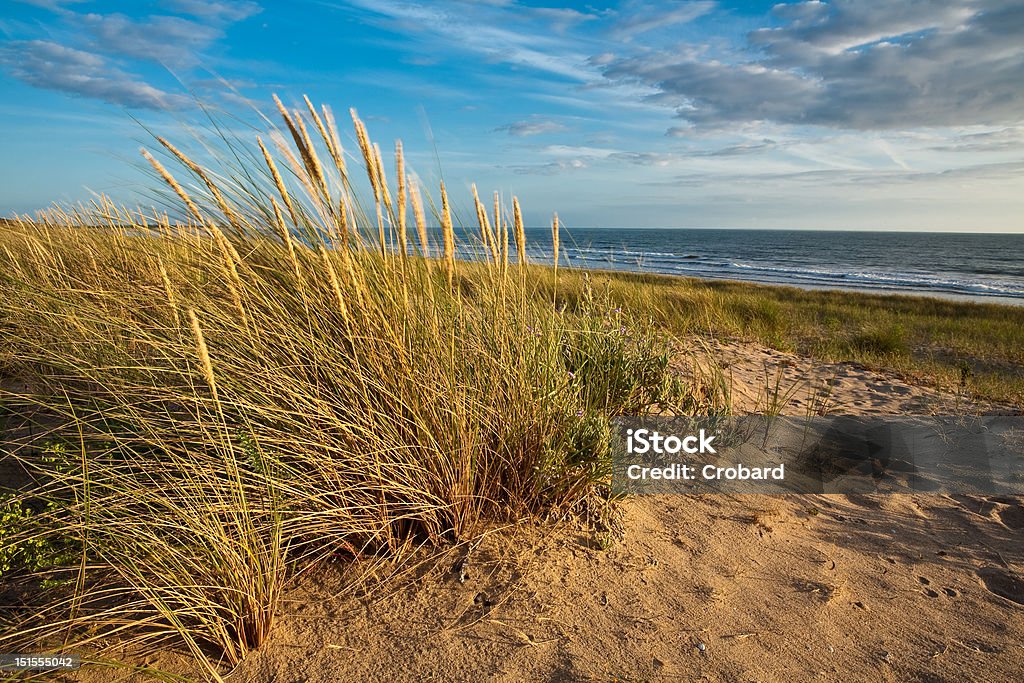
[12,0,87,9]
[81,13,223,66]
[664,160,1024,189]
[589,52,616,66]
[929,127,1024,153]
[611,1,716,41]
[495,119,568,137]
[609,151,679,166]
[528,7,597,34]
[753,0,974,56]
[162,0,262,23]
[0,40,192,109]
[541,144,618,158]
[511,159,588,175]
[328,0,596,81]
[0,2,262,109]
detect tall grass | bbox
[0,99,716,679]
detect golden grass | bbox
[0,97,717,680]
[410,177,430,259]
[440,180,455,288]
[514,197,526,267]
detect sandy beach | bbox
[92,338,1016,683]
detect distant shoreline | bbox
[564,265,1024,307]
[479,227,1024,306]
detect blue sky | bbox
[1,0,1023,230]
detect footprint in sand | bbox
[951,494,998,516]
[977,567,1024,606]
[919,576,940,598]
[919,576,957,599]
[995,505,1024,530]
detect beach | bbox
[3,0,1023,678]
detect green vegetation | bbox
[532,270,1024,407]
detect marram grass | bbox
[0,99,719,680]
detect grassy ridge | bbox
[537,269,1024,407]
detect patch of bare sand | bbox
[699,337,1017,417]
[226,500,1024,682]
[74,339,1024,682]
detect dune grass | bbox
[0,100,721,680]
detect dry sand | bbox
[80,339,1024,682]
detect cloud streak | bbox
[0,40,192,109]
[331,0,596,82]
[1,2,262,109]
[511,158,588,175]
[610,1,715,41]
[495,119,568,137]
[659,160,1024,189]
[162,0,262,23]
[81,13,223,66]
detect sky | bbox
[1,0,1023,231]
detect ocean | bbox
[484,228,1024,305]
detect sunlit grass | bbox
[2,93,1017,682]
[0,99,719,680]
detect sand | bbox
[75,338,1024,681]
[702,338,995,416]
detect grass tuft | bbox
[0,98,716,679]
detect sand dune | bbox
[215,340,1024,682]
[75,339,1024,682]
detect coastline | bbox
[554,262,1024,307]
[501,226,1024,306]
[229,337,1024,683]
[3,220,1022,681]
[517,263,1024,409]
